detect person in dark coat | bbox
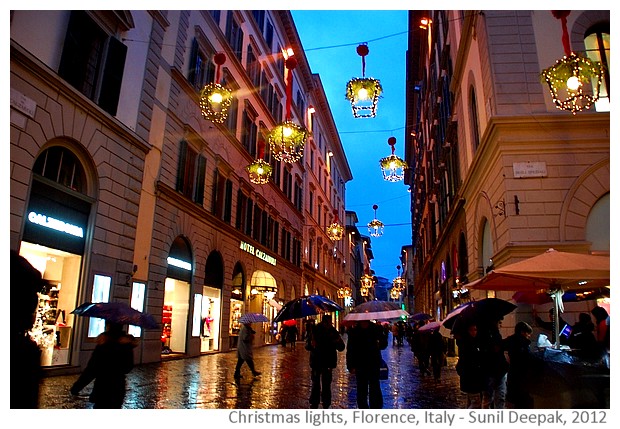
[234,322,261,378]
[428,328,447,381]
[567,312,599,359]
[70,322,137,408]
[346,320,388,408]
[591,306,610,364]
[478,318,508,409]
[503,321,534,408]
[10,250,44,409]
[307,314,345,408]
[412,322,431,376]
[286,323,299,349]
[534,308,569,345]
[455,321,483,408]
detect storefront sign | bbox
[167,256,192,270]
[240,241,277,266]
[513,161,547,178]
[28,211,84,237]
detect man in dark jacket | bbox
[346,320,388,408]
[307,314,345,409]
[479,318,508,409]
[504,321,534,408]
[71,322,137,408]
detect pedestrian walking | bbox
[455,321,483,408]
[479,318,508,409]
[346,320,388,408]
[391,323,399,346]
[306,314,345,408]
[70,322,138,408]
[428,328,447,381]
[234,322,261,379]
[503,321,534,408]
[286,323,299,349]
[411,322,431,376]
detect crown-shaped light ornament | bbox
[246,139,272,184]
[199,53,233,123]
[392,265,405,291]
[269,50,308,163]
[326,210,345,241]
[380,137,407,182]
[345,44,382,118]
[541,11,605,114]
[367,204,384,237]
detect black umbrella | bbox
[409,312,433,322]
[72,302,159,329]
[441,298,516,332]
[273,295,343,322]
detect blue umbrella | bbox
[239,312,269,324]
[273,295,343,322]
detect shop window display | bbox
[21,243,80,367]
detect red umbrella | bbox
[282,319,297,326]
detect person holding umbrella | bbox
[454,320,484,408]
[307,314,345,409]
[234,322,261,379]
[346,319,388,408]
[70,321,138,408]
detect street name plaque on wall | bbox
[512,161,547,178]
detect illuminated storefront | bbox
[162,237,192,355]
[20,149,91,367]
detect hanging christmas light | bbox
[390,287,401,300]
[246,139,273,184]
[360,268,375,297]
[345,44,383,118]
[367,204,384,237]
[199,53,233,123]
[326,210,345,241]
[269,50,308,163]
[541,11,604,114]
[337,283,352,299]
[392,265,405,291]
[380,137,408,182]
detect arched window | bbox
[33,146,87,193]
[469,86,480,151]
[480,219,493,273]
[586,193,610,252]
[584,24,610,112]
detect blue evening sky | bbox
[291,10,410,282]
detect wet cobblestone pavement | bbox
[38,337,467,409]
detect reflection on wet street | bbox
[39,337,465,409]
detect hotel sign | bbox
[513,161,547,178]
[240,241,277,266]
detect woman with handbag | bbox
[346,320,388,408]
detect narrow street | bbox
[38,335,466,409]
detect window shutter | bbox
[188,38,199,86]
[99,36,127,116]
[176,140,188,193]
[194,155,206,205]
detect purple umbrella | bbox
[72,301,159,329]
